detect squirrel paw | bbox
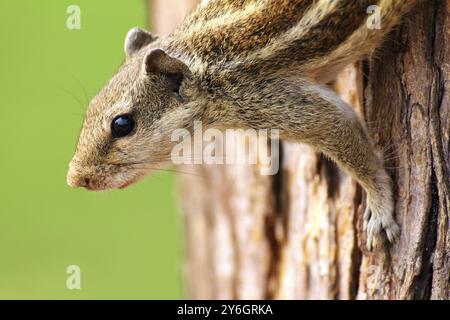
[363,206,400,251]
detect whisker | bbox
[385,166,408,170]
[383,152,398,161]
[383,156,401,163]
[59,86,86,111]
[65,70,90,106]
[72,75,90,106]
[106,160,209,178]
[134,166,210,178]
[70,112,84,118]
[382,145,399,156]
[108,151,276,167]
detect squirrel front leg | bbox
[225,76,399,250]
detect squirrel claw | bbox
[363,206,400,251]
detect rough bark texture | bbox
[149,0,449,299]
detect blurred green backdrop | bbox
[0,0,182,299]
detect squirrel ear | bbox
[124,27,157,56]
[144,49,197,100]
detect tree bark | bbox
[149,0,449,300]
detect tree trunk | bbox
[149,0,449,300]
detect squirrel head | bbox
[67,28,200,191]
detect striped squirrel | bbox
[67,0,419,249]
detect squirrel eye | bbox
[111,114,135,138]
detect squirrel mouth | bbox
[117,167,154,189]
[78,183,109,192]
[118,175,141,189]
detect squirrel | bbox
[67,0,419,250]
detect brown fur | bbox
[67,0,420,249]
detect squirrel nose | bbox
[67,164,90,188]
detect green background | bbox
[0,0,183,299]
